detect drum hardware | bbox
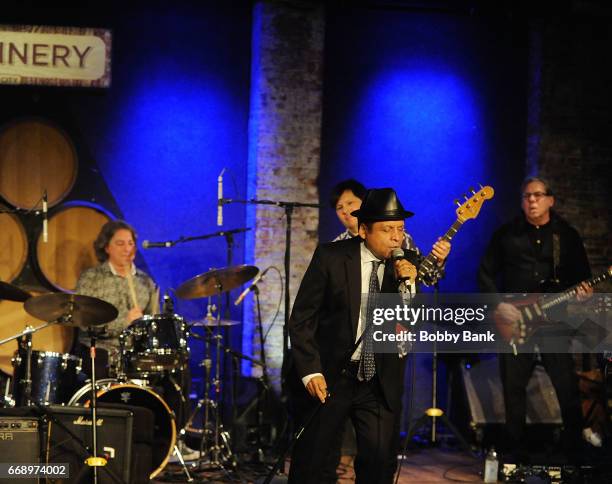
[12,350,82,406]
[23,293,119,328]
[24,293,119,484]
[0,280,32,302]
[189,315,241,327]
[120,313,189,377]
[0,321,66,406]
[1,374,14,407]
[180,303,238,472]
[175,264,259,300]
[173,265,258,475]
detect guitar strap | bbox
[552,232,561,284]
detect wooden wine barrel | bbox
[35,202,114,292]
[0,211,28,282]
[0,118,78,209]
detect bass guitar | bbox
[418,185,494,284]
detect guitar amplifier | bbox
[45,405,133,484]
[0,417,41,484]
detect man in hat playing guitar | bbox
[288,188,450,483]
[478,176,593,461]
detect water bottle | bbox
[484,447,499,483]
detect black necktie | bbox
[359,260,381,381]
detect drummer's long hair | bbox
[94,220,138,262]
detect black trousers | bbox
[499,352,583,454]
[288,370,399,484]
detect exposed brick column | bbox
[243,1,324,389]
[527,16,611,273]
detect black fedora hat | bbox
[351,188,414,221]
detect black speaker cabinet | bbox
[460,356,562,446]
[231,376,286,454]
[0,416,41,484]
[45,405,133,484]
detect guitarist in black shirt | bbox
[478,176,593,462]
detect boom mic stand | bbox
[219,197,320,398]
[141,226,251,417]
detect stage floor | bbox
[155,448,484,483]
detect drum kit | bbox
[0,263,263,481]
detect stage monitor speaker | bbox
[45,405,133,484]
[0,416,41,484]
[461,356,562,426]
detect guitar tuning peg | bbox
[470,187,476,195]
[454,199,461,207]
[478,183,483,189]
[463,194,469,201]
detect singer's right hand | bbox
[306,375,329,403]
[394,259,417,281]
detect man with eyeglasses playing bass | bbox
[478,176,593,464]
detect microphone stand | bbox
[143,228,250,316]
[403,281,472,454]
[220,197,320,399]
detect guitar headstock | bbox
[455,185,494,222]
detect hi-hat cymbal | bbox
[24,293,118,327]
[189,316,241,327]
[176,265,259,299]
[0,281,32,302]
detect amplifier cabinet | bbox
[0,417,41,484]
[45,406,133,484]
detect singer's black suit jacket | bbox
[288,236,406,412]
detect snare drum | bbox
[12,350,82,406]
[121,314,188,375]
[69,379,176,479]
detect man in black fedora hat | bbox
[287,188,451,483]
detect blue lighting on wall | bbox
[337,67,486,291]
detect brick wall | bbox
[528,14,611,277]
[244,1,324,388]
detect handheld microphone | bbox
[391,248,419,282]
[234,267,270,306]
[42,189,48,243]
[217,168,225,226]
[142,240,173,249]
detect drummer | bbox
[74,219,158,377]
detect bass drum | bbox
[68,379,176,479]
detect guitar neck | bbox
[417,219,464,278]
[541,270,611,310]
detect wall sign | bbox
[0,24,111,87]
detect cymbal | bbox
[189,316,241,327]
[24,293,119,327]
[0,281,32,302]
[176,265,259,299]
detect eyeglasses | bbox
[521,191,549,200]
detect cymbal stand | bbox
[207,300,237,471]
[22,331,33,406]
[182,297,214,450]
[183,296,236,473]
[0,320,60,406]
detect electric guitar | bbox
[418,185,494,284]
[495,266,612,347]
